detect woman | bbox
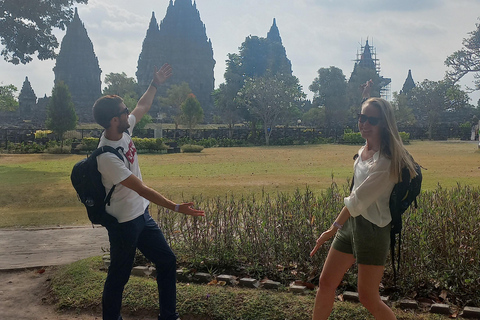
[310,81,417,320]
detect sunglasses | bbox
[115,108,130,118]
[357,113,381,126]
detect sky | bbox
[1,0,480,104]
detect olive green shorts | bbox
[331,215,391,266]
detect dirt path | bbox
[0,225,160,320]
[0,268,100,320]
[0,227,109,270]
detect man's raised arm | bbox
[131,63,173,123]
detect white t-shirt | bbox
[97,114,149,223]
[344,145,395,227]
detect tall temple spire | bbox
[401,69,415,94]
[357,39,376,70]
[267,18,282,44]
[349,39,391,100]
[53,8,101,122]
[18,76,37,115]
[136,0,215,117]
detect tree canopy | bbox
[409,80,470,138]
[103,72,138,97]
[0,0,88,64]
[103,72,139,120]
[0,84,19,112]
[181,93,203,134]
[214,32,302,135]
[309,66,348,130]
[45,81,77,145]
[159,82,192,130]
[239,74,305,145]
[445,21,480,91]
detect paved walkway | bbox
[0,226,109,271]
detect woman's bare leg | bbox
[312,248,355,320]
[357,264,396,320]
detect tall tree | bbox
[212,83,242,137]
[0,84,19,112]
[239,74,305,145]
[159,82,192,135]
[103,72,139,113]
[302,106,326,128]
[309,66,348,133]
[215,24,298,128]
[46,81,78,148]
[391,92,416,127]
[410,79,470,139]
[214,53,248,127]
[181,93,203,136]
[0,0,88,64]
[103,72,138,97]
[445,21,480,91]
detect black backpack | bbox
[389,157,422,282]
[71,146,124,226]
[350,153,422,282]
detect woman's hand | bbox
[310,227,337,257]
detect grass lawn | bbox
[0,140,479,228]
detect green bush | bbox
[155,183,480,305]
[342,130,410,145]
[132,138,168,152]
[399,131,410,144]
[5,141,45,153]
[34,130,53,139]
[78,137,168,153]
[181,144,204,153]
[46,145,71,154]
[342,129,364,144]
[79,137,99,151]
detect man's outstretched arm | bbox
[120,173,205,217]
[131,63,173,124]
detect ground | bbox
[0,268,98,320]
[0,268,160,320]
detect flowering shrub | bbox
[34,130,53,139]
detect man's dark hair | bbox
[92,95,124,129]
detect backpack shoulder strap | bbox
[93,145,125,206]
[350,153,359,192]
[95,145,124,161]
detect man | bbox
[92,63,205,320]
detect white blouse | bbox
[344,146,396,227]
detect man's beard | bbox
[118,120,130,133]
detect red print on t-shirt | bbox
[125,140,137,164]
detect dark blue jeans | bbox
[102,208,179,320]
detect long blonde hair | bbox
[363,97,417,182]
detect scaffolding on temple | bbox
[354,39,392,101]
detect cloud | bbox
[311,0,444,13]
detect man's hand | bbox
[153,63,173,86]
[133,63,173,122]
[176,202,205,217]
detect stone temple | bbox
[53,8,102,123]
[136,0,215,118]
